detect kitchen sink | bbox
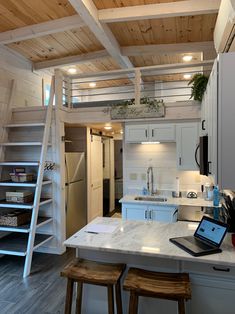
[134,196,167,202]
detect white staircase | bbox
[0,78,56,277]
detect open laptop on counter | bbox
[170,216,228,257]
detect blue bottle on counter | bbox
[213,185,220,207]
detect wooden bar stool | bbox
[61,258,126,314]
[123,268,191,314]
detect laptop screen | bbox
[194,216,228,247]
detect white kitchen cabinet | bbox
[122,204,148,221]
[125,124,148,143]
[149,124,175,142]
[125,123,175,143]
[176,123,199,170]
[122,203,178,222]
[183,261,235,314]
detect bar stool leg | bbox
[107,285,114,314]
[129,291,138,314]
[65,278,74,314]
[115,280,123,314]
[178,299,185,314]
[75,282,83,314]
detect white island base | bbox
[64,218,235,314]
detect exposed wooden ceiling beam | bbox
[68,0,133,69]
[98,0,221,23]
[0,15,85,44]
[34,50,108,70]
[121,41,215,56]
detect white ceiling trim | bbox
[98,0,221,23]
[34,50,109,70]
[68,0,133,69]
[121,41,215,56]
[0,15,85,44]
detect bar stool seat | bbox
[123,268,191,314]
[61,258,126,314]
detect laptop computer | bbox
[169,216,228,257]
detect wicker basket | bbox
[6,191,34,203]
[0,209,31,226]
[10,173,34,183]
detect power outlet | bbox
[129,173,137,180]
[141,173,146,181]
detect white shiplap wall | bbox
[0,46,51,108]
[123,142,211,195]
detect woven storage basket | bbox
[10,173,34,183]
[0,209,31,226]
[6,191,34,203]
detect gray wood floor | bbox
[0,249,76,314]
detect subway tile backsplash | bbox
[123,142,212,195]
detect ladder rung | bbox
[0,217,53,233]
[0,180,52,187]
[0,142,51,146]
[0,233,53,256]
[0,198,53,209]
[0,161,40,166]
[4,123,45,128]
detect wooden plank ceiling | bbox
[0,0,218,85]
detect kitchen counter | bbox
[64,217,234,266]
[120,194,217,207]
[64,218,235,314]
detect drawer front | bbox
[183,261,235,279]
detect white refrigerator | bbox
[65,152,87,238]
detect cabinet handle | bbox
[145,130,148,138]
[149,210,152,220]
[152,129,154,137]
[212,266,230,272]
[179,157,182,166]
[208,161,212,175]
[144,210,148,220]
[202,119,206,130]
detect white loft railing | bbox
[55,60,214,109]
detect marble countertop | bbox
[64,217,235,267]
[120,194,217,207]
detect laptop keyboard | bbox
[180,237,214,250]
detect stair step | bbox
[0,198,52,209]
[0,233,53,256]
[0,142,51,146]
[5,123,45,128]
[0,161,40,166]
[0,217,53,233]
[0,180,52,187]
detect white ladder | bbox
[0,77,55,277]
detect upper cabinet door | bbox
[176,123,199,170]
[125,124,148,143]
[149,124,175,142]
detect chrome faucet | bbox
[147,166,154,195]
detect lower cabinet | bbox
[122,203,178,222]
[183,261,235,314]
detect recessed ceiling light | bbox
[183,74,192,80]
[67,67,77,74]
[104,126,112,130]
[183,55,193,62]
[89,82,96,88]
[120,130,123,134]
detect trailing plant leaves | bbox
[188,73,208,102]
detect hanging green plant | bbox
[188,73,209,102]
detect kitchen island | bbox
[64,217,235,314]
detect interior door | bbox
[89,135,103,222]
[109,139,115,212]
